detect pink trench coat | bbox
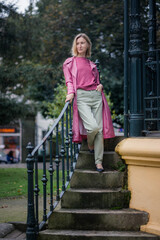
[63,57,115,143]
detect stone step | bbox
[80,137,125,152]
[61,188,130,209]
[70,169,124,189]
[76,151,123,170]
[3,230,26,239]
[48,209,148,231]
[38,230,159,240]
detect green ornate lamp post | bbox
[129,0,144,136]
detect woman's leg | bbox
[77,89,103,165]
[91,90,103,165]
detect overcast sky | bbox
[4,0,31,13]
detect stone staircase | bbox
[38,137,159,240]
[0,223,26,240]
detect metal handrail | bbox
[32,101,70,156]
[26,99,79,240]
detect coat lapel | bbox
[70,57,77,79]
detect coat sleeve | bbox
[63,60,75,95]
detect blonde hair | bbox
[71,33,92,58]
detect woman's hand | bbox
[65,93,74,103]
[96,84,103,92]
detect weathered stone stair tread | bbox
[70,169,124,189]
[39,229,158,239]
[80,151,117,154]
[81,137,124,151]
[76,151,122,170]
[66,188,123,192]
[73,169,119,173]
[61,188,130,209]
[72,169,123,175]
[48,208,148,231]
[2,229,26,239]
[52,208,147,214]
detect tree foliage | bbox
[0,60,62,123]
[43,78,67,119]
[1,0,160,125]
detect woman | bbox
[63,33,115,172]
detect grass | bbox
[0,168,64,198]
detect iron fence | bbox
[26,101,79,240]
[142,49,160,134]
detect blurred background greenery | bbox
[1,0,160,126]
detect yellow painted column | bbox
[115,138,160,236]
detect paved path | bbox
[0,162,51,169]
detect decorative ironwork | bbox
[26,142,36,240]
[129,1,142,53]
[143,49,160,133]
[26,101,77,239]
[124,0,159,136]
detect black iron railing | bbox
[26,101,79,240]
[142,49,160,134]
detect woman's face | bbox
[76,37,88,57]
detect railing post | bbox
[65,107,70,182]
[26,142,36,240]
[69,103,73,172]
[73,143,77,163]
[48,133,54,211]
[76,143,79,159]
[129,0,144,136]
[34,153,40,233]
[55,124,60,201]
[61,115,65,191]
[41,142,48,222]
